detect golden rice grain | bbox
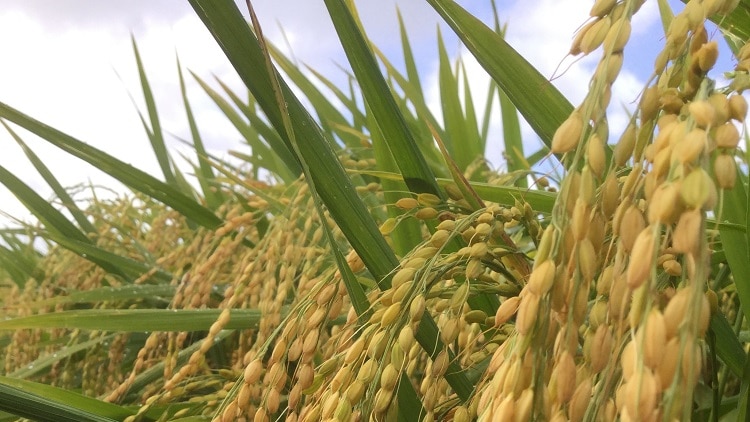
[302,330,320,355]
[395,197,419,210]
[381,301,402,326]
[391,281,411,303]
[367,330,387,360]
[450,282,470,312]
[624,368,660,419]
[662,259,682,276]
[587,133,607,178]
[657,337,680,389]
[621,339,636,382]
[527,259,556,295]
[409,294,426,322]
[493,395,515,421]
[714,154,737,189]
[619,205,646,252]
[571,198,589,241]
[553,350,577,404]
[346,379,366,403]
[714,122,740,149]
[708,93,730,125]
[244,359,263,384]
[469,242,488,258]
[415,207,439,220]
[729,94,748,121]
[431,349,449,378]
[392,267,416,289]
[552,111,585,154]
[440,318,460,344]
[615,123,637,166]
[647,183,681,224]
[639,85,661,123]
[430,229,450,247]
[673,128,707,164]
[590,324,613,373]
[602,172,620,217]
[578,238,598,282]
[696,41,719,72]
[627,227,656,289]
[590,0,616,17]
[604,17,631,53]
[516,292,540,335]
[494,296,521,326]
[569,376,593,422]
[640,309,667,369]
[680,168,713,210]
[513,388,534,422]
[466,258,484,279]
[380,363,399,391]
[417,193,441,206]
[357,359,378,383]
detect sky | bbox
[0,0,724,228]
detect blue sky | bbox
[0,0,733,226]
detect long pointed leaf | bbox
[131,37,177,187]
[324,0,445,198]
[0,377,128,422]
[176,55,224,209]
[0,309,260,332]
[0,104,222,229]
[426,0,574,149]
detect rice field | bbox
[0,0,749,421]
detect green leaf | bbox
[703,0,750,42]
[397,9,423,94]
[367,102,424,256]
[0,102,223,229]
[324,0,445,198]
[26,284,176,310]
[0,376,131,422]
[0,309,260,332]
[710,313,746,377]
[0,164,130,279]
[176,55,224,209]
[715,164,750,322]
[191,72,299,182]
[269,44,361,149]
[131,36,177,188]
[3,122,97,234]
[9,334,117,380]
[426,0,574,149]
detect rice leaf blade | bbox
[0,102,223,229]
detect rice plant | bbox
[1,0,749,421]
